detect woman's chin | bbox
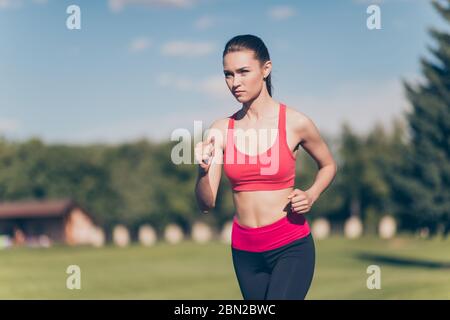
[235,95,248,103]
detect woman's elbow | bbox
[197,197,216,214]
[199,204,214,214]
[330,161,338,178]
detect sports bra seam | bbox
[229,104,281,158]
[281,104,296,161]
[224,105,295,161]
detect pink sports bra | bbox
[223,103,296,191]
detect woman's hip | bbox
[231,212,311,252]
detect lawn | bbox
[0,235,449,299]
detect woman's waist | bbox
[233,211,309,232]
[233,209,289,229]
[232,188,293,222]
[231,212,311,252]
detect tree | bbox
[392,0,450,236]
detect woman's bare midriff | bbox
[232,187,294,228]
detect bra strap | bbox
[226,114,235,154]
[228,115,235,130]
[279,103,286,141]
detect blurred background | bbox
[0,0,449,299]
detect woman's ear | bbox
[263,60,272,78]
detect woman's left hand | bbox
[287,189,315,214]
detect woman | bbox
[194,34,337,300]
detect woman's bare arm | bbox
[297,114,338,203]
[194,119,227,213]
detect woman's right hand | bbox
[195,136,215,173]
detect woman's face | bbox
[223,50,271,103]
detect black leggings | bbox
[231,233,315,300]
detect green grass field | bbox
[0,236,449,299]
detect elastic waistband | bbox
[233,214,289,232]
[231,213,310,252]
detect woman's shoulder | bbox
[210,108,239,129]
[284,104,315,134]
[207,117,231,150]
[209,117,231,130]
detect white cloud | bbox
[161,41,216,57]
[199,75,230,99]
[52,103,231,145]
[156,73,231,100]
[0,0,48,10]
[109,0,196,12]
[0,0,48,9]
[283,78,411,138]
[53,113,183,144]
[0,118,21,134]
[129,37,152,53]
[353,0,383,3]
[268,5,296,21]
[194,15,215,30]
[352,0,414,4]
[0,0,23,9]
[157,73,194,90]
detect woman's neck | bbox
[242,92,277,122]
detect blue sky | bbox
[0,0,447,145]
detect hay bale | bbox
[220,221,233,244]
[164,224,184,244]
[90,227,105,247]
[378,215,396,239]
[138,225,157,246]
[344,216,363,239]
[0,235,12,249]
[191,222,213,244]
[38,235,51,248]
[113,225,130,247]
[311,218,330,240]
[418,227,429,238]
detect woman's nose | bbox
[233,76,242,87]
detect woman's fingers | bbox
[291,194,307,201]
[290,197,310,213]
[208,135,215,146]
[292,204,309,210]
[202,142,215,166]
[195,144,211,170]
[291,199,309,206]
[288,189,314,214]
[195,135,218,170]
[291,205,310,214]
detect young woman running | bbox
[195,34,337,300]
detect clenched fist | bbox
[195,136,215,173]
[287,188,315,214]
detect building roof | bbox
[0,199,78,219]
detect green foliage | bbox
[389,0,450,236]
[0,120,410,237]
